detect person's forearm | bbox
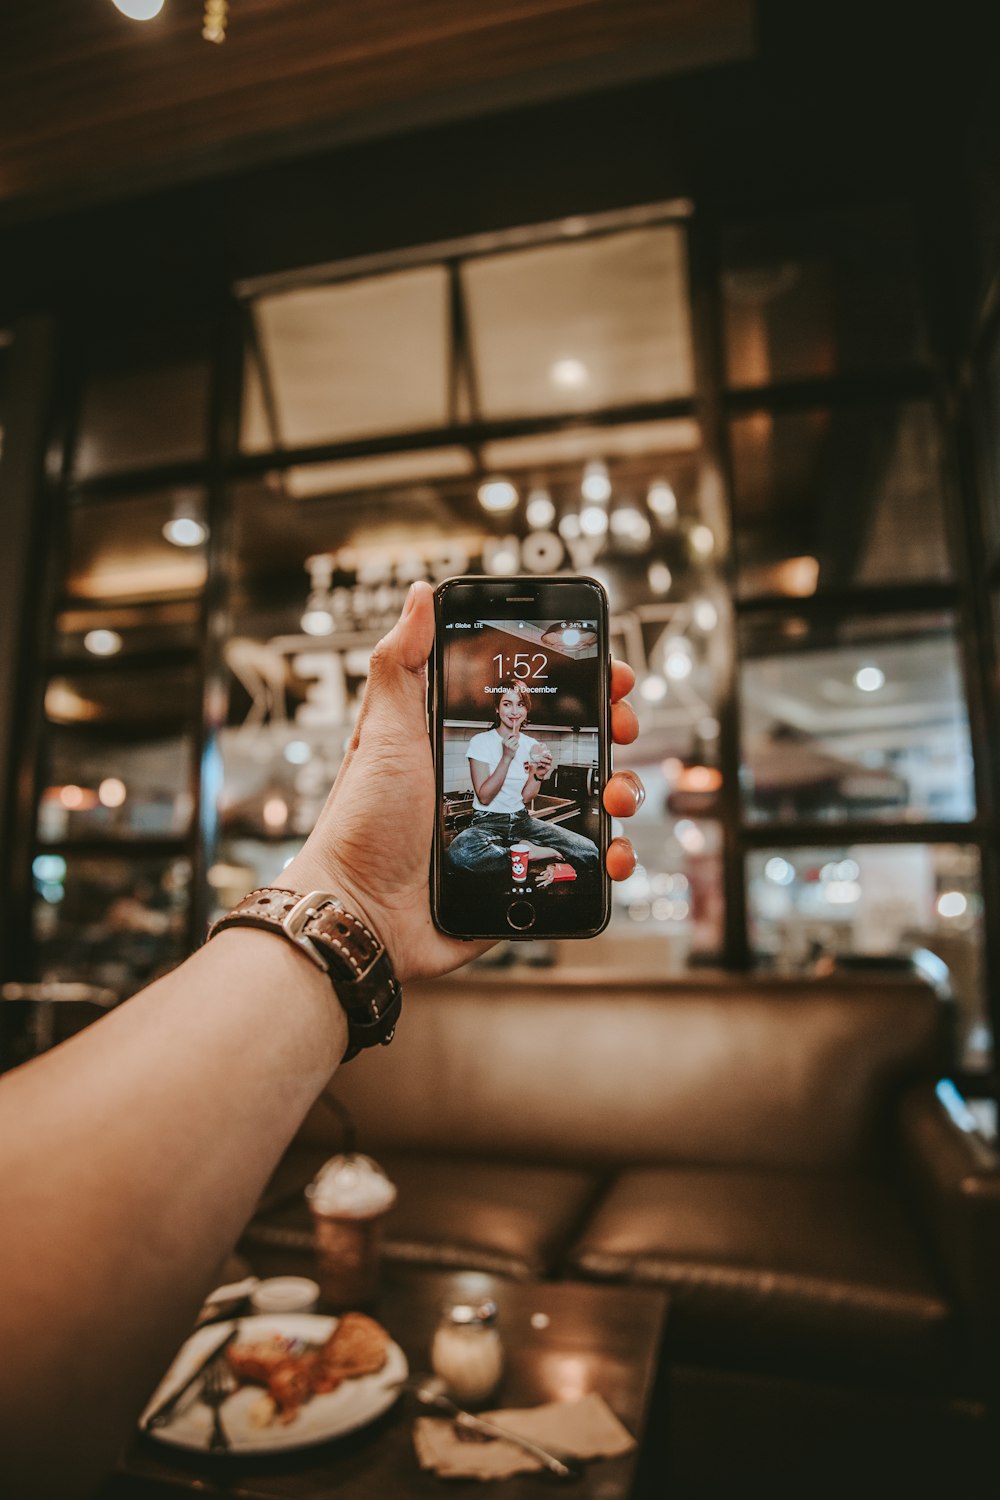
[521,773,542,804]
[476,757,512,805]
[0,928,346,1498]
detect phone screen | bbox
[432,576,610,940]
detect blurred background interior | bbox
[2,1,998,1116]
[1,3,999,1492]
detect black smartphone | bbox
[431,574,612,941]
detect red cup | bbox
[510,843,530,882]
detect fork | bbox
[405,1376,582,1480]
[201,1358,234,1453]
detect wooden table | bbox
[107,1266,669,1500]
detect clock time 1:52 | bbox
[493,652,548,680]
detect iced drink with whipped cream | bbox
[306,1153,397,1310]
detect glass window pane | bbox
[731,402,952,595]
[63,491,208,603]
[73,316,212,478]
[740,611,974,825]
[53,598,201,664]
[243,265,450,451]
[463,226,694,419]
[37,726,193,843]
[747,843,989,1072]
[43,664,198,736]
[722,205,928,387]
[218,414,723,979]
[33,855,191,996]
[602,813,723,969]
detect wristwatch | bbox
[207,887,402,1062]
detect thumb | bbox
[391,580,435,673]
[356,582,434,733]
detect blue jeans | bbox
[446,809,600,878]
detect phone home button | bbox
[506,899,536,932]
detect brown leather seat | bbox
[249,973,997,1395]
[245,1143,601,1280]
[567,1165,954,1381]
[380,1152,600,1279]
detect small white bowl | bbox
[250,1276,320,1314]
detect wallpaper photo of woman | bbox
[445,679,600,889]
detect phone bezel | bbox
[430,575,612,942]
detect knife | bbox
[142,1324,240,1431]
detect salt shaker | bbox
[430,1297,504,1405]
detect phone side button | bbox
[506,899,536,932]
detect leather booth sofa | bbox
[247,969,999,1486]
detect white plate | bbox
[140,1313,408,1454]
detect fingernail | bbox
[622,770,646,809]
[401,583,418,618]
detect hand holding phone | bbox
[282,581,642,981]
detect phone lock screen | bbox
[432,576,611,940]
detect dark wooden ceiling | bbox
[0,0,754,218]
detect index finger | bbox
[611,659,634,703]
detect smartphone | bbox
[431,575,611,940]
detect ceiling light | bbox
[825,880,861,904]
[163,492,208,548]
[581,460,611,504]
[112,0,165,18]
[647,481,678,521]
[610,506,651,543]
[679,765,722,792]
[674,819,706,854]
[525,489,556,529]
[485,542,519,574]
[937,891,967,919]
[301,606,335,636]
[98,777,127,808]
[202,0,229,42]
[647,562,672,594]
[59,784,97,811]
[854,666,885,693]
[477,478,519,513]
[549,358,588,390]
[263,796,288,831]
[665,650,693,681]
[84,628,123,657]
[558,513,581,541]
[580,505,609,537]
[689,524,715,559]
[639,674,668,702]
[777,555,820,597]
[164,516,207,547]
[692,599,718,632]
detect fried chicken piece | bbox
[226,1335,293,1386]
[320,1311,389,1378]
[310,1360,345,1395]
[268,1354,318,1418]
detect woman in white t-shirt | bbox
[446,682,600,881]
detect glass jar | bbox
[430,1297,504,1404]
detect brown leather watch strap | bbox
[207,887,401,1062]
